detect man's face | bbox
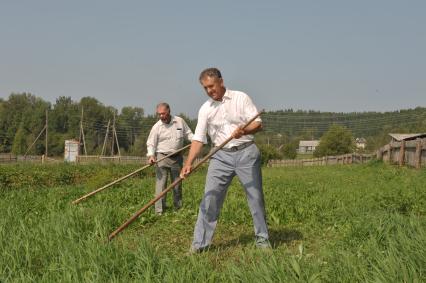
[157,106,171,123]
[200,76,225,101]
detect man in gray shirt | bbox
[147,102,193,215]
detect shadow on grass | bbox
[213,227,303,250]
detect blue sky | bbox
[1,1,425,117]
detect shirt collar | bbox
[223,89,232,100]
[160,116,176,125]
[210,89,231,105]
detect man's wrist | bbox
[184,159,193,167]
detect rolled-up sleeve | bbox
[181,119,194,142]
[192,107,208,144]
[243,93,262,123]
[146,125,158,156]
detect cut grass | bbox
[0,162,425,282]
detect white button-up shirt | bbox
[192,89,262,148]
[146,116,194,156]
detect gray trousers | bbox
[192,143,269,249]
[155,153,183,213]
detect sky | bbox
[1,1,425,117]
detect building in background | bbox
[389,133,426,142]
[64,140,80,162]
[355,138,367,149]
[298,140,319,153]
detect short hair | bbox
[199,68,222,82]
[156,102,170,112]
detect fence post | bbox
[415,139,422,169]
[376,149,383,160]
[399,140,405,166]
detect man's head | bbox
[199,68,226,101]
[156,102,171,123]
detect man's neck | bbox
[162,117,172,124]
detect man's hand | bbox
[180,140,203,179]
[148,156,156,165]
[232,126,245,139]
[180,165,192,179]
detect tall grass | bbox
[0,162,425,282]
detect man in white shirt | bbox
[181,68,270,252]
[147,102,193,215]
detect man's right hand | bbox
[180,165,192,179]
[148,156,156,165]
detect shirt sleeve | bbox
[181,119,194,141]
[192,106,208,144]
[243,93,262,123]
[146,124,158,156]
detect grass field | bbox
[1,162,425,282]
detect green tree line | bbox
[258,107,426,153]
[1,93,425,157]
[0,93,196,156]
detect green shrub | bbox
[282,142,298,159]
[258,144,282,165]
[314,124,355,157]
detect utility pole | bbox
[45,109,48,157]
[114,123,121,157]
[79,107,87,155]
[111,112,115,156]
[101,120,111,156]
[110,111,121,157]
[24,125,46,157]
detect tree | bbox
[258,144,282,165]
[282,142,297,159]
[118,106,145,151]
[78,97,114,153]
[11,122,27,154]
[314,124,355,157]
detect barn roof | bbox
[389,133,426,141]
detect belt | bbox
[220,141,254,152]
[157,152,181,157]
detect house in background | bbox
[355,137,367,149]
[298,140,319,153]
[389,133,426,142]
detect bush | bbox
[258,144,282,165]
[282,142,298,159]
[314,124,355,157]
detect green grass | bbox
[0,162,425,282]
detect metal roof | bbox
[389,133,426,141]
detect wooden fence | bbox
[0,154,61,164]
[0,154,147,165]
[0,153,17,163]
[376,138,426,169]
[76,155,147,164]
[268,153,374,167]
